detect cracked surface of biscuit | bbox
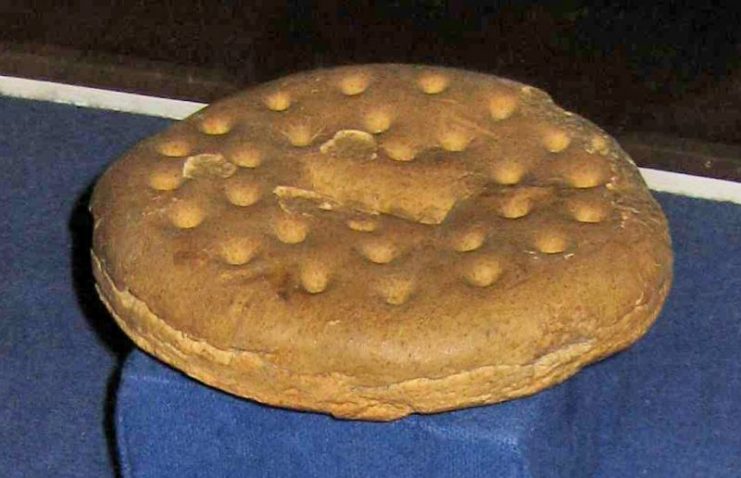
[91,64,673,420]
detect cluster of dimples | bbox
[145,65,626,306]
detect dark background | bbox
[1,1,739,179]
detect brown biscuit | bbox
[91,64,673,420]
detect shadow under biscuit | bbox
[68,179,132,478]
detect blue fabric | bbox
[0,96,171,477]
[117,194,741,478]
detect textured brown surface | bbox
[91,64,673,420]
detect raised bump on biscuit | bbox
[273,215,309,244]
[498,196,532,219]
[566,163,608,188]
[156,138,192,157]
[198,115,233,135]
[339,73,370,96]
[347,217,378,232]
[568,199,609,223]
[378,275,415,305]
[219,237,260,265]
[284,123,318,147]
[168,201,205,229]
[464,258,502,287]
[264,91,291,111]
[589,135,609,154]
[363,109,393,134]
[438,128,473,152]
[417,73,449,94]
[229,145,263,168]
[358,238,397,264]
[382,140,416,162]
[452,228,486,252]
[149,163,185,191]
[490,160,526,185]
[488,95,518,120]
[543,129,571,153]
[300,261,330,293]
[534,232,569,254]
[224,178,262,207]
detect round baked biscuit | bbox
[91,64,673,420]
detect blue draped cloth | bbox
[0,97,170,477]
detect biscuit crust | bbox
[91,64,673,420]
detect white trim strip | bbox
[639,168,741,204]
[1,75,739,204]
[0,75,204,119]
